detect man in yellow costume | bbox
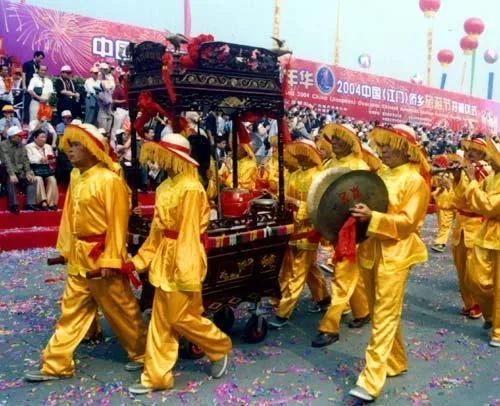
[268,138,330,328]
[450,137,490,319]
[220,124,258,190]
[349,124,429,401]
[312,123,373,347]
[430,154,457,253]
[24,123,147,382]
[459,137,499,347]
[126,133,232,394]
[256,134,280,195]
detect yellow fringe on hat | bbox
[228,138,256,161]
[316,135,333,159]
[362,149,382,172]
[321,123,362,156]
[285,142,323,168]
[284,149,299,171]
[461,139,489,156]
[140,142,198,178]
[60,125,115,171]
[485,137,500,167]
[369,127,427,166]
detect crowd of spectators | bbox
[0,50,496,215]
[0,50,132,213]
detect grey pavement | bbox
[0,216,498,405]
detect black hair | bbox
[34,51,45,58]
[32,129,46,139]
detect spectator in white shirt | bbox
[27,65,54,122]
[25,129,58,210]
[96,63,114,132]
[84,66,101,125]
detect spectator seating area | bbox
[0,190,155,251]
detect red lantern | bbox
[460,36,478,55]
[419,0,440,17]
[437,49,454,67]
[464,17,485,39]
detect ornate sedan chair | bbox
[125,40,294,349]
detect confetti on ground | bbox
[0,217,498,405]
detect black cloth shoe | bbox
[24,205,39,211]
[8,205,20,214]
[431,244,446,253]
[348,315,371,329]
[311,332,339,348]
[268,315,289,329]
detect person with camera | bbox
[25,129,59,210]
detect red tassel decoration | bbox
[332,216,357,264]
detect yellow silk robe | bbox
[222,156,258,190]
[276,164,330,318]
[451,173,484,248]
[358,163,429,272]
[56,164,130,275]
[133,172,231,390]
[465,172,500,341]
[259,154,283,195]
[132,173,210,292]
[465,173,500,251]
[318,153,370,334]
[432,181,454,246]
[356,163,429,398]
[43,163,146,377]
[287,165,322,251]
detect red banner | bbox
[285,57,500,134]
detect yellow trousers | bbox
[469,247,500,341]
[84,311,103,340]
[271,248,329,307]
[318,259,369,334]
[356,255,409,398]
[141,289,232,390]
[42,274,147,377]
[451,235,477,310]
[277,246,329,319]
[433,209,454,245]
